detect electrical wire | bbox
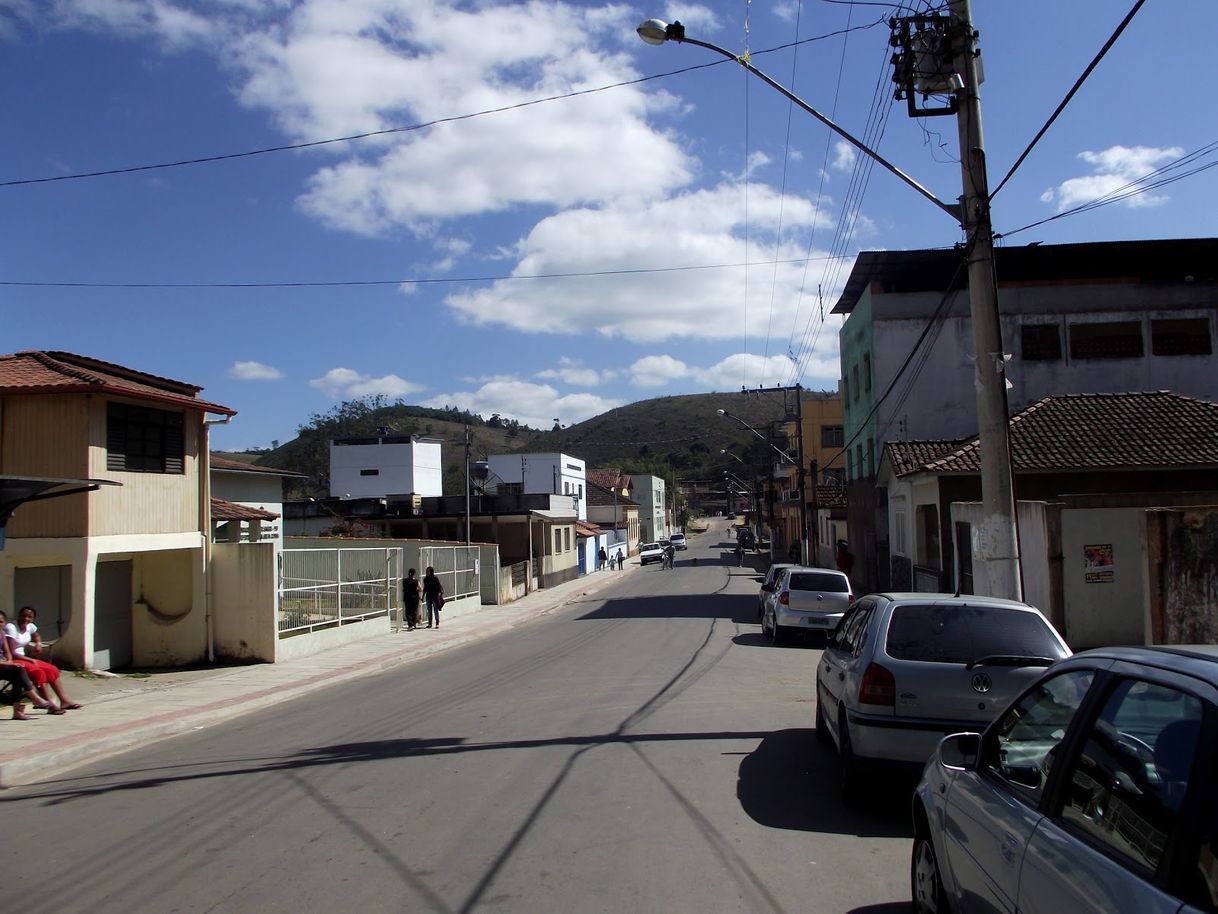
[1,22,886,191]
[824,246,969,469]
[0,252,860,290]
[996,140,1218,239]
[990,0,1148,201]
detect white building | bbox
[487,452,587,521]
[330,434,443,499]
[629,475,667,543]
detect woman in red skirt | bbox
[3,606,81,710]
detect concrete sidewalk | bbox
[0,560,641,789]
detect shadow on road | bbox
[736,728,916,839]
[576,593,756,623]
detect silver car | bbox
[761,567,853,644]
[756,562,796,619]
[912,646,1218,914]
[815,593,1070,800]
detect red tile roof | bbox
[0,350,235,416]
[886,439,971,477]
[210,454,307,477]
[894,392,1218,477]
[210,496,278,521]
[575,520,603,538]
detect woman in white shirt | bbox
[3,606,81,710]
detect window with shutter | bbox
[106,402,186,474]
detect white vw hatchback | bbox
[815,593,1070,801]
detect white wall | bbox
[488,452,587,520]
[330,439,443,498]
[1060,507,1147,648]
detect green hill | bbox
[218,390,813,497]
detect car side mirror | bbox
[938,732,981,770]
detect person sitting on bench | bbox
[3,606,81,711]
[0,611,64,718]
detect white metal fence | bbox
[278,546,404,636]
[419,544,480,602]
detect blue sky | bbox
[3,1,1213,451]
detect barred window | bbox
[1069,321,1144,360]
[822,425,844,448]
[1151,317,1212,356]
[106,403,184,474]
[1021,324,1062,361]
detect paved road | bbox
[3,521,914,913]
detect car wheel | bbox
[838,711,862,804]
[911,832,950,914]
[770,618,785,646]
[814,696,831,745]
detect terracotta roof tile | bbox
[210,496,278,521]
[909,392,1218,475]
[0,350,234,415]
[210,454,308,477]
[585,480,639,508]
[886,439,971,477]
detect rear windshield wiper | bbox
[966,655,1057,670]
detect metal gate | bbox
[419,544,480,602]
[278,547,404,636]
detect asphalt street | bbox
[2,520,915,913]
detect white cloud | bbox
[446,181,839,343]
[228,360,283,381]
[535,357,607,387]
[630,354,689,387]
[309,367,424,399]
[691,353,794,389]
[830,141,856,173]
[1042,144,1184,212]
[663,4,721,34]
[423,377,621,430]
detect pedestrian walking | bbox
[422,566,444,629]
[402,568,421,631]
[598,546,608,571]
[663,543,676,570]
[616,551,624,570]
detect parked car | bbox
[756,562,796,619]
[670,532,687,550]
[761,567,853,644]
[816,593,1070,800]
[911,645,1218,914]
[638,542,663,565]
[727,513,736,520]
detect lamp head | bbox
[636,18,673,45]
[716,408,727,417]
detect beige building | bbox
[0,350,235,670]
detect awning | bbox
[0,475,122,547]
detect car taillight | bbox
[847,593,856,605]
[858,662,895,707]
[779,591,789,605]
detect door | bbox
[93,560,133,670]
[818,599,875,742]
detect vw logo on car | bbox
[970,672,993,693]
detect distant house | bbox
[209,455,308,549]
[880,391,1218,647]
[630,474,667,542]
[0,350,235,670]
[585,479,640,558]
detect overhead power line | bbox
[1,21,886,191]
[0,253,859,290]
[989,0,1148,201]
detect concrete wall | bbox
[211,542,278,662]
[1061,507,1147,648]
[131,547,206,667]
[330,439,443,499]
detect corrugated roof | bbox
[0,350,235,415]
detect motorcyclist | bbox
[663,543,676,569]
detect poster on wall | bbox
[1084,543,1115,583]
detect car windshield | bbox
[884,603,1065,664]
[787,572,849,593]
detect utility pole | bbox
[889,1,1021,599]
[948,0,1020,599]
[793,386,809,566]
[464,425,472,546]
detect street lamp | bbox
[649,11,1020,597]
[720,448,748,467]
